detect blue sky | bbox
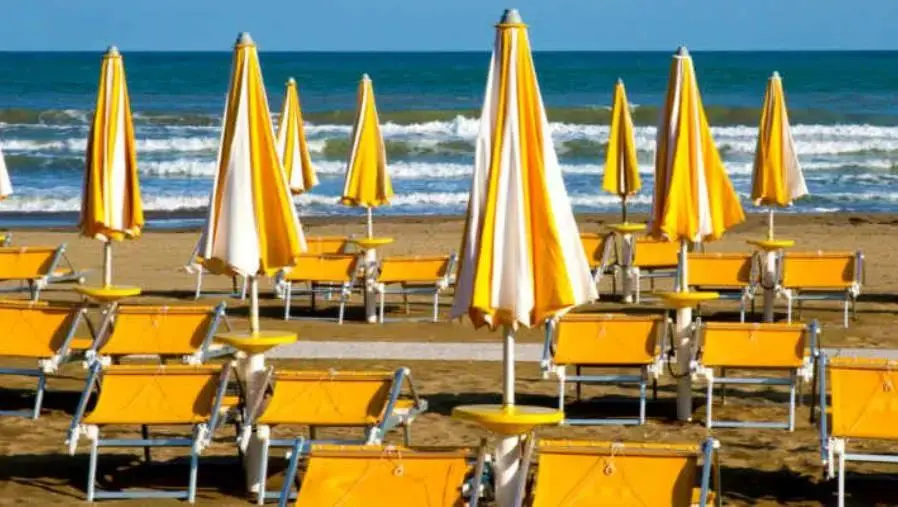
[7,0,898,51]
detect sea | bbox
[1,50,898,228]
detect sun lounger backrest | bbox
[305,236,350,255]
[580,233,609,269]
[97,305,217,357]
[0,246,61,280]
[0,300,78,358]
[687,253,754,288]
[782,251,858,289]
[633,238,679,269]
[554,314,663,366]
[377,256,450,284]
[532,440,700,507]
[84,365,223,425]
[257,371,394,426]
[828,357,898,440]
[700,322,807,368]
[285,254,358,283]
[295,444,472,507]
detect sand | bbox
[1,212,897,505]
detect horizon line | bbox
[1,48,897,53]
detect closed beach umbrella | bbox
[276,77,318,195]
[603,79,641,222]
[451,9,596,504]
[80,46,144,287]
[751,71,807,239]
[198,32,305,333]
[341,74,392,238]
[651,46,744,422]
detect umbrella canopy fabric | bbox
[80,46,143,242]
[651,47,744,243]
[452,11,596,330]
[751,72,807,207]
[341,74,393,208]
[603,79,641,199]
[198,33,305,278]
[276,78,318,195]
[0,145,12,200]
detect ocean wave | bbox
[1,136,219,153]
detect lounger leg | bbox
[787,298,793,324]
[837,450,846,507]
[403,292,410,315]
[788,372,797,432]
[843,300,849,328]
[432,292,439,322]
[403,423,412,446]
[338,292,347,325]
[195,271,203,299]
[283,282,292,320]
[141,425,151,463]
[87,437,99,502]
[639,371,647,425]
[575,366,582,401]
[379,291,385,324]
[720,368,726,406]
[557,374,566,411]
[311,287,316,311]
[32,373,46,420]
[188,446,199,504]
[652,378,658,401]
[706,379,714,429]
[256,438,270,505]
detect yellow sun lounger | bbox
[66,363,233,503]
[304,236,353,254]
[776,250,863,328]
[684,253,759,321]
[85,302,229,366]
[520,438,722,507]
[373,254,456,323]
[0,299,90,418]
[189,251,247,300]
[818,355,898,507]
[0,244,88,300]
[627,237,680,302]
[542,313,666,425]
[277,443,487,507]
[241,368,429,504]
[579,232,615,292]
[693,321,816,431]
[283,254,361,324]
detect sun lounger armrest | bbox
[85,306,117,365]
[197,362,234,452]
[43,305,89,373]
[196,302,228,363]
[699,437,721,507]
[856,251,865,288]
[372,368,412,441]
[278,437,306,507]
[540,318,556,377]
[818,353,830,465]
[67,362,101,455]
[445,251,459,286]
[511,435,535,507]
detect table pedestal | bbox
[608,223,646,303]
[747,239,795,322]
[350,238,394,324]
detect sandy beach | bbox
[1,212,897,505]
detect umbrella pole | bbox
[621,196,628,223]
[366,207,373,239]
[767,207,775,240]
[103,240,112,287]
[495,325,519,507]
[249,276,260,334]
[675,239,693,421]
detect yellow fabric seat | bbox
[527,439,721,507]
[0,299,89,418]
[245,368,429,503]
[283,254,361,324]
[695,321,815,430]
[304,236,352,254]
[543,313,665,425]
[778,250,863,327]
[685,252,757,321]
[374,255,454,323]
[291,445,479,507]
[625,238,679,302]
[88,303,227,364]
[0,245,86,299]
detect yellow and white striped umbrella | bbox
[603,79,641,221]
[80,46,143,243]
[651,47,744,244]
[752,72,807,238]
[198,33,305,282]
[276,77,318,195]
[452,10,596,331]
[0,145,12,200]
[341,74,392,237]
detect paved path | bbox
[269,341,896,362]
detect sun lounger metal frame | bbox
[84,301,230,367]
[282,254,362,324]
[817,354,898,507]
[580,232,617,295]
[692,320,817,431]
[0,301,91,418]
[515,436,722,507]
[277,442,487,507]
[775,250,864,328]
[373,252,457,323]
[241,367,429,504]
[541,314,667,426]
[66,363,233,503]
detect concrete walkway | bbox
[268,340,893,362]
